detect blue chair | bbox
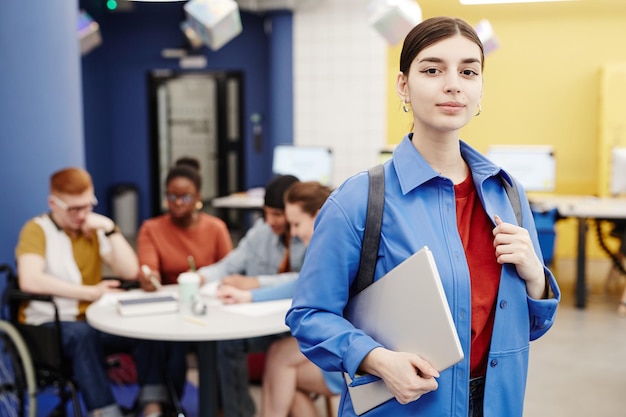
[532,208,558,266]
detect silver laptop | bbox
[343,246,464,415]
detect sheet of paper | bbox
[199,280,220,297]
[222,299,291,316]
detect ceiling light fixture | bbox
[460,0,575,4]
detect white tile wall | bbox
[293,0,388,187]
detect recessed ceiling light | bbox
[460,0,575,4]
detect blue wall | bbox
[0,0,293,268]
[80,1,294,222]
[268,13,294,150]
[0,0,84,268]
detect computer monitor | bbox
[379,146,395,164]
[610,147,626,196]
[272,145,333,186]
[486,145,556,192]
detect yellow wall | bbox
[598,63,626,197]
[385,0,626,260]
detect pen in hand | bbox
[141,264,162,291]
[187,255,205,286]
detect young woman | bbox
[215,181,331,304]
[137,157,232,287]
[136,157,233,408]
[286,17,561,417]
[215,181,342,417]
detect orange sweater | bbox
[137,213,233,285]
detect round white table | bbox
[86,285,290,417]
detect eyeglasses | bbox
[50,194,98,215]
[166,193,195,204]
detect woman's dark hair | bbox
[400,16,484,75]
[166,157,202,191]
[175,156,201,171]
[284,181,332,217]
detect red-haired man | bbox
[16,167,169,417]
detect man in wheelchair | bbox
[15,167,169,417]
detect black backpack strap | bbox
[351,165,385,297]
[502,175,523,226]
[349,169,520,297]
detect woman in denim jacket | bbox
[286,16,560,417]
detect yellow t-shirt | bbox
[15,216,103,320]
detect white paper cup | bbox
[178,272,201,307]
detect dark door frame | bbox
[147,69,245,218]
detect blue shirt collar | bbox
[392,133,511,193]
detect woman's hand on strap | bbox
[493,215,546,299]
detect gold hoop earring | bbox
[195,201,203,210]
[474,104,482,117]
[402,100,411,113]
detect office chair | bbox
[0,262,82,417]
[595,219,626,293]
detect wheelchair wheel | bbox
[0,320,36,417]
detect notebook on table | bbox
[117,295,179,317]
[343,246,463,415]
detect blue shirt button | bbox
[490,359,498,368]
[500,300,508,309]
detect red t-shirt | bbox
[454,174,502,377]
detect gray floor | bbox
[524,259,626,417]
[186,258,626,417]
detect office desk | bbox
[211,193,264,210]
[86,286,290,417]
[212,193,265,237]
[529,195,626,309]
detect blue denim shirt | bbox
[198,218,305,288]
[286,135,560,417]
